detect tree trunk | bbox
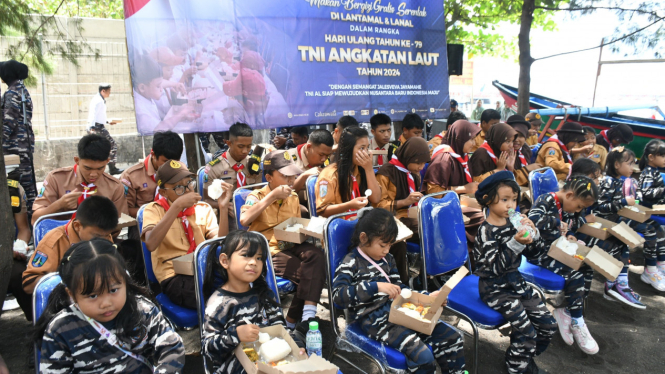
[184,133,203,172]
[0,145,17,316]
[517,0,536,116]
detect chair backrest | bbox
[197,166,206,196]
[306,175,318,218]
[33,211,75,248]
[529,167,559,203]
[137,204,158,284]
[232,182,268,231]
[418,191,468,288]
[530,143,543,164]
[33,272,62,374]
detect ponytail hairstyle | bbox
[335,126,370,202]
[639,139,665,170]
[203,230,278,309]
[351,208,398,249]
[34,239,150,348]
[562,175,598,203]
[605,147,636,178]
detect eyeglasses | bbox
[162,179,196,196]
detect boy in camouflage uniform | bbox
[1,60,36,212]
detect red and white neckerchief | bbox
[375,147,385,166]
[517,149,528,167]
[223,152,246,188]
[297,143,312,168]
[64,218,74,240]
[73,164,97,205]
[479,141,499,165]
[547,134,572,163]
[144,155,159,200]
[356,247,391,283]
[600,130,613,151]
[156,197,197,254]
[389,158,417,206]
[432,144,473,183]
[550,192,563,220]
[434,133,444,140]
[346,175,362,220]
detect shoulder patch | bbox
[11,196,20,207]
[548,149,556,156]
[123,185,129,196]
[245,195,258,206]
[251,163,260,172]
[208,158,221,166]
[121,178,132,187]
[31,251,48,268]
[292,154,297,161]
[7,179,18,188]
[38,186,45,197]
[319,184,328,197]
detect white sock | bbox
[286,321,296,329]
[657,261,665,271]
[647,265,659,274]
[572,316,585,326]
[301,305,317,322]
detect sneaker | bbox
[551,308,574,345]
[526,358,549,374]
[294,317,320,343]
[571,321,599,355]
[640,270,665,291]
[605,282,646,309]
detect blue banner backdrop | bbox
[124,0,449,135]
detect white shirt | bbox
[87,93,107,129]
[133,89,162,135]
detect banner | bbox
[124,0,449,135]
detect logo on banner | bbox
[391,109,395,114]
[430,108,435,113]
[361,110,369,115]
[412,108,416,113]
[288,113,293,118]
[374,109,378,114]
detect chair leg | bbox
[331,342,386,374]
[446,309,480,374]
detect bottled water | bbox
[508,209,535,238]
[306,321,323,356]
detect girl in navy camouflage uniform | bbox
[595,147,665,292]
[474,171,556,374]
[332,208,466,374]
[527,176,599,354]
[638,140,665,211]
[34,239,185,374]
[202,231,305,374]
[570,158,644,309]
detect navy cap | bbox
[475,170,517,201]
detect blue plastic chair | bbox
[137,205,199,329]
[420,162,429,182]
[33,211,75,248]
[418,191,506,374]
[193,234,281,374]
[32,272,62,374]
[232,182,295,295]
[306,175,318,218]
[197,166,206,196]
[530,143,543,164]
[325,208,415,373]
[529,167,559,203]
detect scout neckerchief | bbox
[517,148,528,167]
[600,130,613,151]
[389,157,417,206]
[156,197,197,254]
[432,144,472,183]
[69,304,152,369]
[73,164,97,205]
[223,152,246,188]
[144,154,160,200]
[550,192,563,220]
[375,146,385,166]
[547,134,572,163]
[479,141,498,165]
[297,143,312,168]
[356,247,391,283]
[346,174,362,220]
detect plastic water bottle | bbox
[508,209,535,238]
[305,321,323,356]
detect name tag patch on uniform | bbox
[593,154,600,158]
[548,149,556,156]
[32,251,48,268]
[121,178,131,187]
[11,196,19,207]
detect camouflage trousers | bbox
[620,217,665,266]
[527,256,593,318]
[362,318,466,374]
[479,279,556,374]
[17,153,37,212]
[88,124,117,163]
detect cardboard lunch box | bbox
[618,204,651,223]
[115,213,137,230]
[235,325,338,374]
[548,238,623,281]
[407,206,418,219]
[172,253,194,276]
[648,204,665,215]
[577,217,615,241]
[388,266,469,335]
[273,218,311,244]
[460,195,481,210]
[608,221,646,250]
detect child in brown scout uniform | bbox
[240,150,327,334]
[469,109,501,153]
[369,113,398,167]
[142,160,232,309]
[506,115,540,186]
[525,112,542,146]
[203,122,262,229]
[32,134,128,224]
[469,123,517,183]
[535,122,587,181]
[289,129,334,205]
[393,113,424,148]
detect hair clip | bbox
[587,183,591,191]
[612,146,625,153]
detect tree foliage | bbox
[25,0,125,20]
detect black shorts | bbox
[160,274,197,309]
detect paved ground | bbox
[3,250,665,374]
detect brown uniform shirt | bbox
[469,129,486,153]
[33,166,128,216]
[536,142,571,181]
[526,134,539,146]
[141,201,219,282]
[375,174,408,219]
[369,137,391,167]
[588,144,608,170]
[315,164,362,215]
[203,152,262,216]
[120,157,158,215]
[427,133,445,157]
[241,184,300,255]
